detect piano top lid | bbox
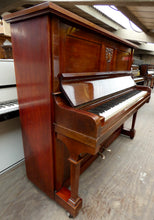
[3,2,137,49]
[59,72,136,107]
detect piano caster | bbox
[98,152,105,159]
[66,212,73,218]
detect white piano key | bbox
[99,91,147,121]
[0,102,19,115]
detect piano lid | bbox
[3,2,137,49]
[59,72,136,107]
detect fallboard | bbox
[59,71,136,107]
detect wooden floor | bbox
[0,90,154,220]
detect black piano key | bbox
[88,90,141,115]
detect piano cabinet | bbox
[4,2,151,218]
[140,64,154,88]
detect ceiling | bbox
[0,0,154,55]
[127,6,154,32]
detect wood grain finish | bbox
[11,15,54,198]
[60,73,135,107]
[4,2,137,49]
[4,2,148,218]
[57,22,134,90]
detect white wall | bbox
[0,117,24,173]
[0,59,24,174]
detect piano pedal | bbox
[98,152,105,159]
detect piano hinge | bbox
[52,91,62,96]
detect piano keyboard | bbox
[89,90,147,121]
[0,100,19,115]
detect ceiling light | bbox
[94,5,142,32]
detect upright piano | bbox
[148,65,154,75]
[140,64,154,88]
[4,2,151,217]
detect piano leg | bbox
[121,112,137,139]
[150,76,154,88]
[68,156,81,207]
[55,134,82,218]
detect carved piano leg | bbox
[121,112,137,139]
[55,134,82,218]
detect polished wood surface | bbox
[54,74,151,217]
[140,64,154,76]
[140,64,148,76]
[4,2,150,218]
[140,64,154,88]
[60,72,136,107]
[11,15,55,198]
[4,2,137,49]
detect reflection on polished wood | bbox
[60,72,136,106]
[4,2,151,218]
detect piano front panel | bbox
[116,49,132,71]
[64,35,101,72]
[59,21,102,74]
[52,17,134,92]
[100,45,116,71]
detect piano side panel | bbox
[51,16,61,92]
[11,15,55,198]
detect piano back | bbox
[60,72,136,107]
